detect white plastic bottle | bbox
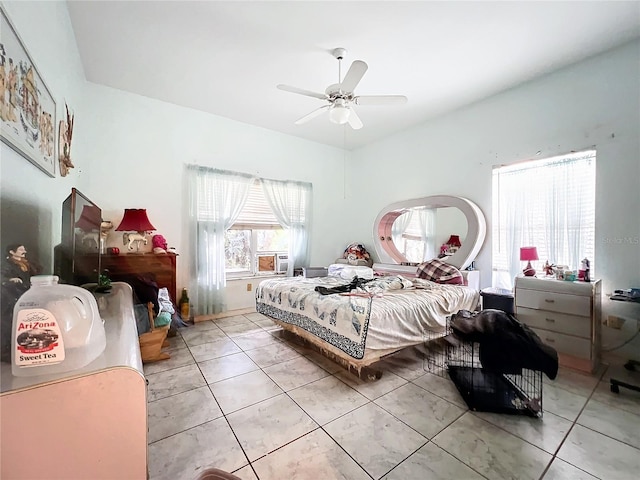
[11,275,106,377]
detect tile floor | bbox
[146,312,640,480]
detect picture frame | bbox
[1,5,56,177]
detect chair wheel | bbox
[611,383,619,394]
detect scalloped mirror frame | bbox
[373,195,486,270]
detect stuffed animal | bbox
[152,234,168,254]
[336,242,373,267]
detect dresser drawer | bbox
[516,288,591,317]
[530,327,592,359]
[100,254,177,301]
[103,256,172,271]
[517,307,591,338]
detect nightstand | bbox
[480,287,515,314]
[515,276,601,373]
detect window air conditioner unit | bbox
[276,254,288,274]
[257,254,276,272]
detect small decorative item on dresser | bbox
[100,221,113,254]
[581,258,590,282]
[152,234,168,254]
[95,269,112,293]
[554,265,568,280]
[520,246,539,277]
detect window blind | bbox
[492,150,596,287]
[231,181,281,228]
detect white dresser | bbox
[514,276,601,373]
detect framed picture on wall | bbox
[0,5,56,177]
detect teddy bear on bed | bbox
[335,242,373,267]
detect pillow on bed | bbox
[417,259,464,285]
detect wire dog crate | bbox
[447,337,543,417]
[421,317,543,418]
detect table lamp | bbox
[115,209,156,253]
[446,234,462,253]
[75,205,101,231]
[75,205,102,251]
[520,246,539,277]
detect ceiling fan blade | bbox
[294,105,330,125]
[277,84,327,100]
[347,107,363,130]
[354,95,408,106]
[340,60,368,93]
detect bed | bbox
[255,271,480,379]
[257,194,486,379]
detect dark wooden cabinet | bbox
[100,253,177,302]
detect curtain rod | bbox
[185,163,311,188]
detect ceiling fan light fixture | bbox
[329,104,351,125]
[279,47,406,129]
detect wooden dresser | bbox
[101,253,177,302]
[515,276,601,373]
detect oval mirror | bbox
[373,195,486,270]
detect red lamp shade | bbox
[520,246,539,276]
[75,205,101,231]
[446,235,462,247]
[520,247,539,262]
[115,209,156,232]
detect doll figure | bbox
[152,234,168,254]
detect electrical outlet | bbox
[605,315,625,329]
[246,283,252,292]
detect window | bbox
[396,211,426,263]
[492,150,596,290]
[225,181,288,276]
[186,165,310,315]
[393,208,437,263]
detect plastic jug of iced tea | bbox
[11,275,106,377]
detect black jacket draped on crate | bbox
[450,309,559,380]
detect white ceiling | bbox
[67,1,640,150]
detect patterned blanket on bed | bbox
[255,275,414,359]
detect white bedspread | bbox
[365,278,479,352]
[256,275,479,359]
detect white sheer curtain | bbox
[261,178,312,276]
[417,207,437,261]
[492,151,595,290]
[186,166,254,314]
[392,211,413,247]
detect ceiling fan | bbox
[277,48,407,130]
